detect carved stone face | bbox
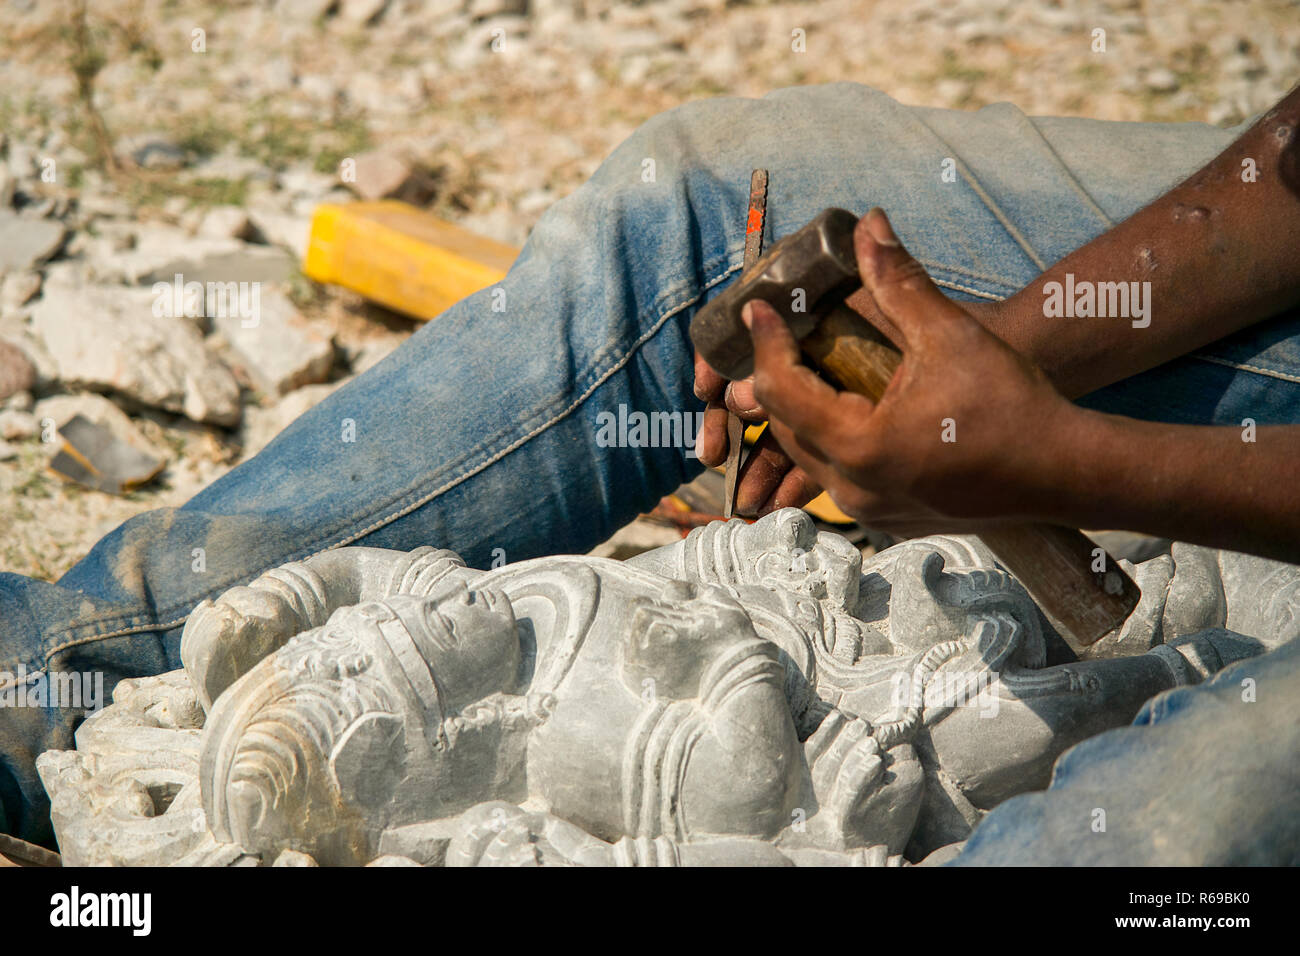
[200,584,524,865]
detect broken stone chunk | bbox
[0,408,38,440]
[32,284,242,426]
[344,149,438,203]
[0,338,36,400]
[114,133,187,171]
[1,270,42,312]
[0,212,65,271]
[33,392,160,456]
[47,413,165,495]
[196,206,259,242]
[211,288,334,396]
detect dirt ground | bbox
[0,0,1297,580]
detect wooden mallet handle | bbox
[802,304,1140,651]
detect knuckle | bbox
[750,370,778,406]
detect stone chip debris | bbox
[47,413,165,495]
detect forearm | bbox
[988,85,1300,398]
[1041,409,1300,562]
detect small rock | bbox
[87,225,232,284]
[1145,68,1180,94]
[0,311,58,387]
[246,207,312,260]
[259,56,298,93]
[32,284,242,426]
[344,149,437,203]
[115,133,187,171]
[346,335,406,375]
[298,73,340,105]
[0,408,38,440]
[934,78,969,105]
[0,212,65,270]
[33,393,162,458]
[196,206,258,241]
[212,288,334,396]
[1,270,42,312]
[97,225,292,286]
[277,0,340,19]
[273,849,319,867]
[2,389,34,412]
[77,192,132,220]
[277,165,336,200]
[47,413,165,494]
[1207,101,1245,127]
[162,196,190,219]
[342,72,400,114]
[0,439,18,461]
[376,819,455,865]
[0,164,14,209]
[18,195,64,220]
[5,141,37,181]
[338,0,389,24]
[469,0,528,19]
[185,152,274,184]
[0,338,37,400]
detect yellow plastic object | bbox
[804,492,854,524]
[303,201,518,320]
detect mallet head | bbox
[690,207,862,381]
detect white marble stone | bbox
[37,509,1298,866]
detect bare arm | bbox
[971,83,1300,397]
[705,86,1300,517]
[1051,412,1300,561]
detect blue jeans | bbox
[3,84,1298,856]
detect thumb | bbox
[854,208,967,352]
[745,298,842,442]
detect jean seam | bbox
[1019,112,1116,231]
[1192,353,1300,386]
[928,273,1012,301]
[910,110,1049,273]
[919,259,1020,293]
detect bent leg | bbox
[0,86,1258,838]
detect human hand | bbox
[746,208,1082,536]
[693,349,824,516]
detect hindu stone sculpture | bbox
[37,509,1296,866]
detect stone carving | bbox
[37,509,1295,866]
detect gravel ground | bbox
[0,0,1297,580]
